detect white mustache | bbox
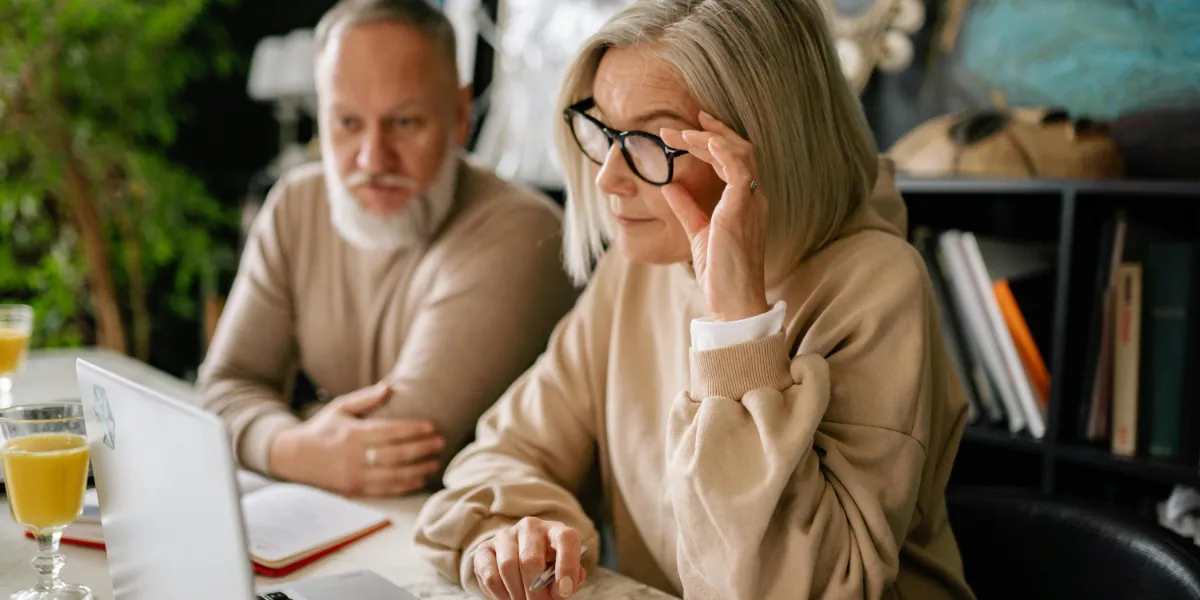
[345,171,418,190]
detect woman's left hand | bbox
[661,112,770,322]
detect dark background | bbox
[172,0,354,206]
[169,0,945,217]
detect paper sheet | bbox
[241,483,387,563]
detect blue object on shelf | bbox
[959,0,1200,119]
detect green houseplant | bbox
[0,0,240,360]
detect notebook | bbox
[43,470,391,577]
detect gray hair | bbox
[555,0,879,285]
[315,0,458,80]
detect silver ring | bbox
[365,446,378,466]
[749,180,759,194]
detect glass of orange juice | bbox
[0,305,34,408]
[0,403,93,600]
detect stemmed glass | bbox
[0,403,94,600]
[0,305,34,408]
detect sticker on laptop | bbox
[93,384,116,450]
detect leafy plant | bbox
[0,0,240,358]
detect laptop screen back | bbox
[76,359,256,600]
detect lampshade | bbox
[247,29,317,102]
[247,36,285,101]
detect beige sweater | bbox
[413,162,977,600]
[197,159,578,475]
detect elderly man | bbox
[198,0,576,497]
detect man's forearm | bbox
[197,372,300,474]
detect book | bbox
[1111,262,1143,457]
[1142,242,1198,461]
[976,235,1057,408]
[1084,213,1128,442]
[993,280,1051,409]
[960,232,1046,439]
[973,236,1057,283]
[43,470,391,577]
[937,231,1026,434]
[914,227,985,424]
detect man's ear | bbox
[455,84,474,147]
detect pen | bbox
[528,545,588,592]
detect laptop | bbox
[75,359,418,600]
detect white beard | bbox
[323,146,461,251]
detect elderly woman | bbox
[413,1,976,599]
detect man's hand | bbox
[267,383,444,496]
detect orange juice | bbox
[0,328,30,374]
[2,433,90,531]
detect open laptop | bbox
[75,359,419,600]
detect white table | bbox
[0,349,675,599]
[2,347,199,409]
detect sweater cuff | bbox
[237,411,301,475]
[689,330,794,400]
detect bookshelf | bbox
[898,176,1200,514]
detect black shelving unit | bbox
[962,426,1043,454]
[897,176,1200,515]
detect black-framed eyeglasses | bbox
[563,98,689,186]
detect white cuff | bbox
[690,301,787,351]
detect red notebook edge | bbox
[252,518,393,578]
[27,518,393,578]
[27,531,106,551]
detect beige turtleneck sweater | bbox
[413,161,977,600]
[196,159,578,475]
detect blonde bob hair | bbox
[554,0,879,285]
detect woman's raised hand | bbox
[660,111,770,322]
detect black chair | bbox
[947,487,1200,600]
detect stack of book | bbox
[914,227,1054,440]
[1075,211,1199,463]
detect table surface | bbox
[0,349,675,599]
